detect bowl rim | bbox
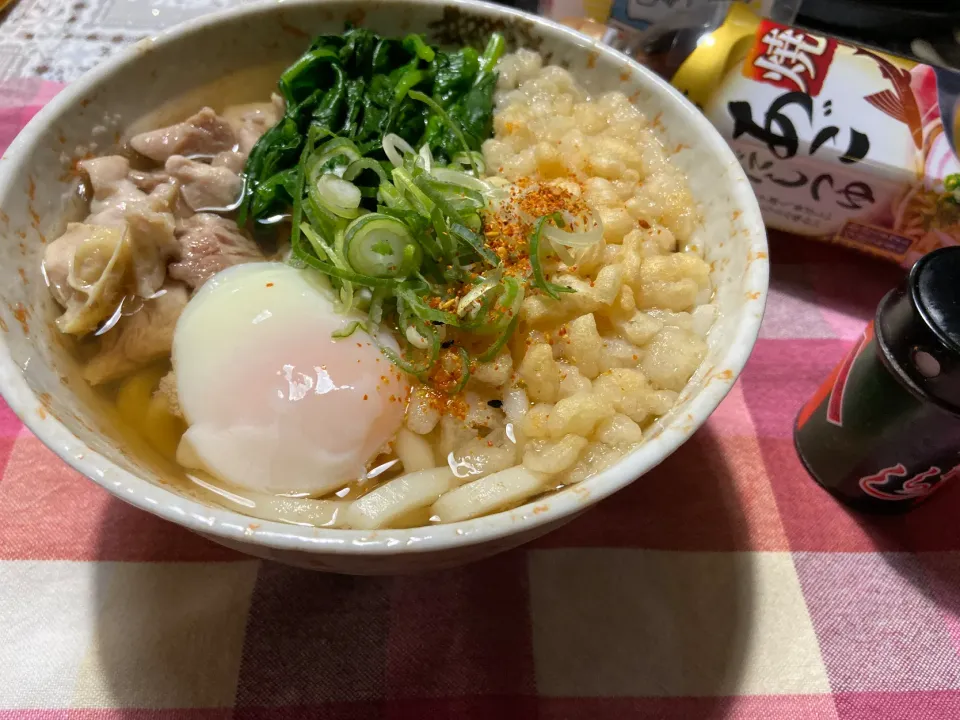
[0,0,768,556]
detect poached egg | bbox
[173,262,409,495]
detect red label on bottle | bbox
[797,322,874,430]
[743,20,838,97]
[858,462,959,501]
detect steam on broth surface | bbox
[43,30,714,529]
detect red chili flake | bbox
[363,394,368,400]
[266,282,274,287]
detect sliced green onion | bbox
[462,212,483,233]
[451,151,486,175]
[530,214,577,301]
[377,181,410,210]
[303,195,341,242]
[296,222,395,288]
[404,323,431,349]
[293,243,397,287]
[418,176,485,212]
[449,346,471,394]
[418,144,434,172]
[300,222,336,263]
[392,167,434,217]
[459,275,523,335]
[541,209,604,247]
[287,117,317,267]
[429,206,457,260]
[332,226,355,311]
[490,275,525,332]
[431,167,492,195]
[343,157,390,185]
[396,286,460,326]
[551,241,576,266]
[460,281,499,326]
[369,287,387,329]
[307,137,362,183]
[332,320,366,339]
[478,311,520,363]
[314,174,362,219]
[353,287,373,311]
[343,213,422,279]
[383,133,416,169]
[377,315,439,375]
[457,275,499,316]
[448,221,501,267]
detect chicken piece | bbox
[142,180,179,211]
[125,200,180,297]
[212,150,246,174]
[155,371,183,419]
[129,107,237,164]
[81,156,147,228]
[43,223,130,336]
[79,156,130,198]
[86,170,179,298]
[43,210,178,335]
[164,155,243,212]
[43,224,87,308]
[84,283,188,385]
[168,213,262,291]
[128,168,171,193]
[222,94,284,155]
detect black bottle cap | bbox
[915,247,960,356]
[877,246,960,413]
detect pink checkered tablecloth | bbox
[4,71,960,719]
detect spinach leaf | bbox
[249,167,298,221]
[278,49,340,107]
[311,65,346,128]
[402,33,436,63]
[239,116,304,224]
[450,71,497,145]
[240,27,503,225]
[340,28,377,77]
[431,48,479,106]
[307,33,345,54]
[418,34,503,163]
[371,37,407,75]
[341,77,367,136]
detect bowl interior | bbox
[0,0,767,554]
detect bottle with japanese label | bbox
[556,1,960,269]
[794,246,960,511]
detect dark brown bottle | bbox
[795,246,960,511]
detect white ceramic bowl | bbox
[0,0,767,573]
